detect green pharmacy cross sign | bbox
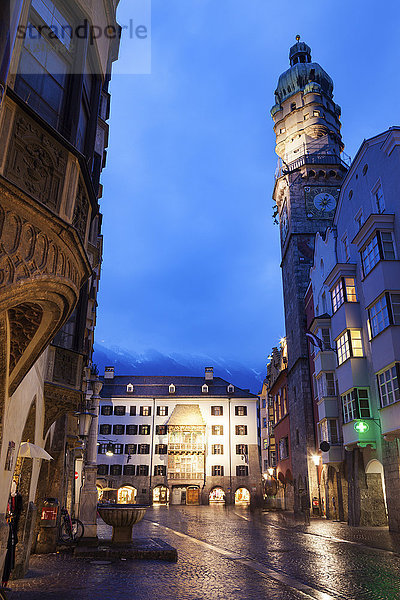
[354,420,370,434]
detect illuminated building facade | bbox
[309,128,400,528]
[97,367,262,506]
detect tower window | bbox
[280,127,286,134]
[313,110,320,117]
[291,102,296,111]
[304,113,309,121]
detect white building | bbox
[310,127,400,528]
[96,367,262,506]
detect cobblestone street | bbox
[7,506,400,600]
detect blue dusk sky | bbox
[96,0,400,369]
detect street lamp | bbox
[311,454,321,516]
[77,411,97,438]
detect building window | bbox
[342,388,371,423]
[262,417,267,428]
[113,424,125,436]
[169,384,176,394]
[369,293,400,337]
[15,0,73,130]
[336,330,363,365]
[369,295,389,337]
[126,425,138,435]
[235,425,247,435]
[375,185,385,213]
[140,406,151,416]
[130,406,137,416]
[157,406,168,416]
[156,425,167,435]
[99,424,111,435]
[97,444,107,455]
[263,439,268,450]
[211,444,224,455]
[139,425,150,435]
[114,406,126,416]
[361,231,396,276]
[154,465,166,476]
[319,419,339,445]
[264,460,269,470]
[110,464,122,476]
[378,365,400,407]
[97,464,108,476]
[321,328,331,349]
[211,425,224,435]
[211,406,223,416]
[262,398,266,408]
[137,465,149,476]
[227,384,235,393]
[127,383,134,393]
[236,444,248,455]
[212,465,224,476]
[123,465,136,475]
[279,437,289,460]
[138,444,150,454]
[125,444,136,455]
[202,384,209,393]
[101,406,112,416]
[313,110,320,117]
[304,113,309,121]
[155,444,168,454]
[280,127,286,134]
[113,444,123,455]
[235,406,247,416]
[236,465,248,476]
[331,278,357,313]
[326,373,336,396]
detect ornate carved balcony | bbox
[0,95,94,395]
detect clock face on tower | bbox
[304,186,340,219]
[280,203,289,242]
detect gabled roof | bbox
[168,404,205,426]
[99,375,257,399]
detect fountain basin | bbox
[97,504,148,544]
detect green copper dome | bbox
[272,38,334,108]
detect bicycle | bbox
[58,507,84,543]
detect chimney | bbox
[205,367,214,382]
[104,366,115,379]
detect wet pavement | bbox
[7,506,400,600]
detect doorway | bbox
[187,486,200,505]
[153,485,169,504]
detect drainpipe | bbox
[228,398,232,505]
[149,398,155,505]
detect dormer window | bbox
[126,383,134,393]
[202,384,209,394]
[169,384,176,394]
[227,384,235,394]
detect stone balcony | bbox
[0,94,94,395]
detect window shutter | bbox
[386,292,394,324]
[376,374,383,408]
[376,231,384,259]
[353,390,360,419]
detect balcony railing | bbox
[168,472,204,480]
[275,152,350,179]
[168,443,205,452]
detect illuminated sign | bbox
[354,420,370,434]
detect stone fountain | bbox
[97,504,147,544]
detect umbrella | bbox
[18,442,53,461]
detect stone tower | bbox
[271,37,347,510]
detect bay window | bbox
[361,231,396,276]
[331,277,357,312]
[369,293,400,338]
[378,365,400,407]
[336,330,363,365]
[342,388,371,423]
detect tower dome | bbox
[272,37,334,107]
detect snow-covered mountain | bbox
[93,344,265,394]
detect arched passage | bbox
[235,487,250,505]
[209,487,225,504]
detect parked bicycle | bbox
[58,507,84,543]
